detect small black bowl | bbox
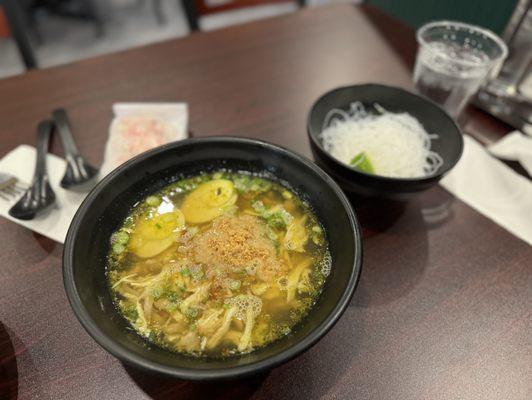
[307,84,463,200]
[63,137,362,380]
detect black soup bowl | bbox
[307,84,464,200]
[63,137,362,380]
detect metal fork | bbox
[0,173,28,201]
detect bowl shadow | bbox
[31,233,57,255]
[349,194,429,308]
[124,364,268,399]
[419,186,456,230]
[347,194,409,238]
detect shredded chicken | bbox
[197,309,224,336]
[286,258,312,302]
[238,306,257,352]
[180,283,211,315]
[207,307,237,349]
[178,331,200,352]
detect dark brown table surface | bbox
[0,4,530,400]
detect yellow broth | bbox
[107,171,331,357]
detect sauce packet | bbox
[101,103,188,175]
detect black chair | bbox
[0,0,104,70]
[182,0,306,32]
[0,0,37,68]
[33,0,104,36]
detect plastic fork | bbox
[0,172,28,201]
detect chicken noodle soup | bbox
[107,171,331,357]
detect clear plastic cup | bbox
[413,21,508,118]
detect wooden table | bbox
[0,4,530,400]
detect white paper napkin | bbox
[440,134,532,246]
[519,70,532,100]
[0,103,188,243]
[0,145,83,243]
[488,131,532,175]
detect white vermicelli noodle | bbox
[319,102,443,178]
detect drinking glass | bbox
[413,21,508,118]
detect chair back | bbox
[194,0,299,16]
[183,0,304,31]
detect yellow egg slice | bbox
[136,210,185,240]
[181,179,238,224]
[129,210,185,257]
[129,235,175,258]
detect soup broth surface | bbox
[107,171,330,357]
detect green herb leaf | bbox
[185,308,199,319]
[111,230,129,245]
[148,330,160,342]
[281,190,293,199]
[266,209,292,228]
[123,305,139,321]
[112,243,126,254]
[164,303,178,312]
[233,175,272,193]
[146,195,161,206]
[251,200,266,214]
[166,291,180,303]
[151,287,163,299]
[252,201,293,229]
[190,267,204,281]
[225,278,241,291]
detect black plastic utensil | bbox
[9,121,56,220]
[52,108,99,188]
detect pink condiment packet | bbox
[101,103,188,175]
